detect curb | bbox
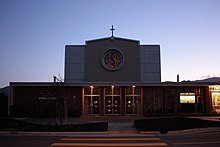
[0,131,157,136]
[1,127,219,136]
[0,131,108,136]
[139,131,160,135]
[167,127,220,135]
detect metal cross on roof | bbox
[110,25,115,37]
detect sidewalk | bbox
[1,127,219,137]
[188,116,220,122]
[23,115,147,125]
[2,115,219,136]
[19,115,220,125]
[28,116,141,134]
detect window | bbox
[180,93,195,103]
[104,86,121,114]
[83,87,100,114]
[125,86,142,114]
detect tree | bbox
[54,74,68,125]
[0,93,8,117]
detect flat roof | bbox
[10,81,220,87]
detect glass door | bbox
[126,96,141,114]
[113,96,120,114]
[104,86,121,115]
[83,86,100,115]
[105,96,120,114]
[88,96,99,114]
[125,86,142,115]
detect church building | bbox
[9,26,220,116]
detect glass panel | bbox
[93,88,100,95]
[155,96,162,113]
[126,87,132,95]
[84,96,89,114]
[125,87,141,95]
[134,96,141,114]
[84,96,93,114]
[113,96,120,114]
[125,86,142,114]
[105,87,112,95]
[126,96,133,114]
[93,96,99,114]
[167,95,174,113]
[84,96,100,114]
[212,92,220,107]
[134,87,141,95]
[84,88,91,95]
[113,87,120,95]
[105,96,112,114]
[83,87,100,115]
[146,96,153,113]
[105,96,121,114]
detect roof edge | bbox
[10,81,220,87]
[86,36,140,44]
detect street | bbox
[0,135,60,147]
[0,128,220,147]
[161,128,220,147]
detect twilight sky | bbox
[0,0,220,88]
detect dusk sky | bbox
[1,0,220,88]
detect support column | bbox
[204,86,211,113]
[121,86,125,116]
[99,87,104,116]
[81,88,84,116]
[163,87,168,114]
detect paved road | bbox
[51,136,167,146]
[161,128,220,147]
[0,135,167,147]
[0,128,220,147]
[0,135,60,147]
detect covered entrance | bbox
[83,86,100,115]
[104,86,121,115]
[125,86,142,114]
[83,86,142,116]
[83,86,122,115]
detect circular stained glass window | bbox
[101,49,124,71]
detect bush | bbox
[0,117,108,132]
[68,110,81,117]
[0,93,8,117]
[9,104,26,117]
[134,116,220,134]
[42,106,56,117]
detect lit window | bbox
[180,93,195,103]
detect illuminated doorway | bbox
[83,86,100,114]
[125,86,142,114]
[104,86,121,115]
[210,85,220,113]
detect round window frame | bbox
[101,49,124,71]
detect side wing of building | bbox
[140,45,161,82]
[65,45,85,82]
